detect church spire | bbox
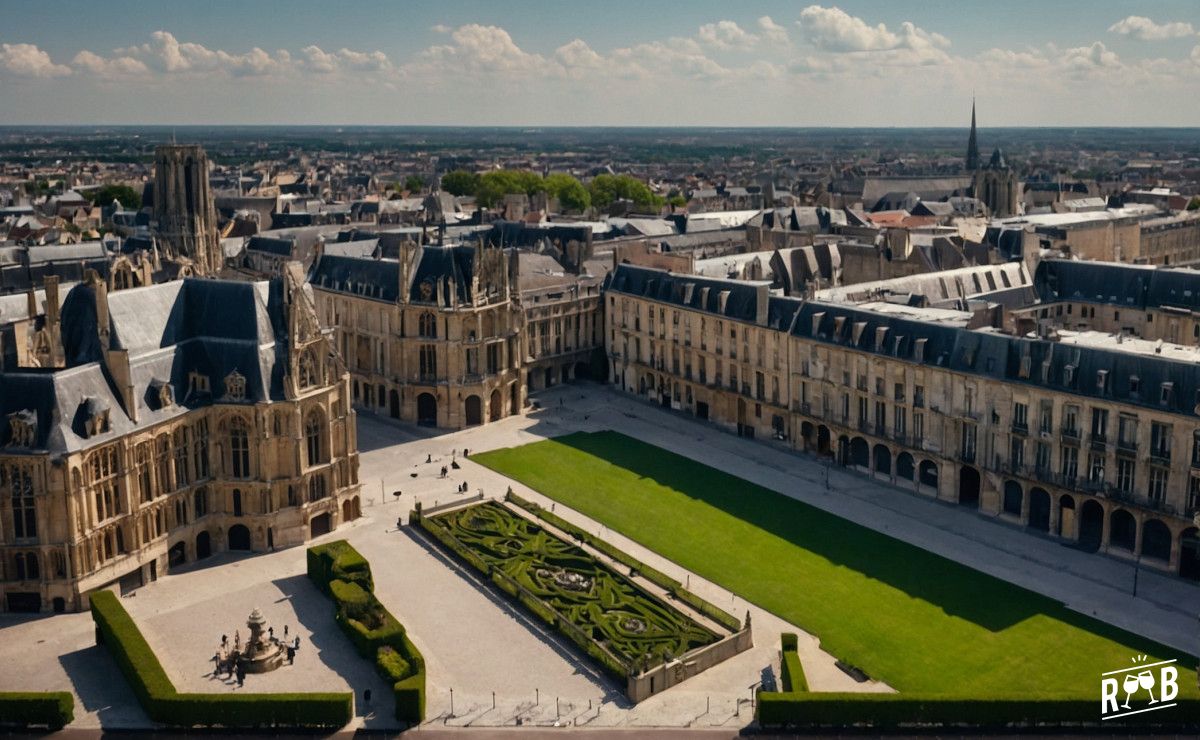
[966,98,979,171]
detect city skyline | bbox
[1,1,1200,127]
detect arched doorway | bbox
[196,531,212,559]
[1058,495,1076,538]
[228,524,251,551]
[872,445,891,475]
[465,395,482,426]
[489,389,502,422]
[1109,509,1136,551]
[817,426,832,456]
[417,393,437,426]
[168,541,187,568]
[850,437,869,468]
[1141,519,1171,562]
[958,466,980,508]
[1079,500,1104,550]
[342,499,354,522]
[896,452,914,482]
[801,422,815,451]
[919,459,938,490]
[1028,488,1050,532]
[1003,480,1023,517]
[389,389,400,419]
[310,512,332,538]
[1180,528,1200,580]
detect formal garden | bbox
[473,431,1200,728]
[414,499,748,699]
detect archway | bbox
[417,393,437,426]
[1058,495,1076,538]
[196,531,211,559]
[850,437,869,468]
[168,541,186,568]
[228,524,251,551]
[872,444,891,475]
[389,389,400,419]
[817,426,831,456]
[958,465,980,508]
[896,452,914,482]
[837,435,850,465]
[490,389,502,422]
[1003,480,1023,517]
[919,459,938,489]
[1141,519,1171,562]
[309,513,332,538]
[801,422,815,451]
[1108,509,1136,551]
[342,499,354,522]
[1180,528,1200,580]
[1028,488,1051,532]
[465,395,482,426]
[1079,500,1104,550]
[510,384,519,415]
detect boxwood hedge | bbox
[307,540,426,724]
[89,590,351,729]
[0,692,74,730]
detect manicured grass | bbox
[473,431,1198,697]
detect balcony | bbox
[1149,448,1171,466]
[1116,438,1138,455]
[1089,433,1107,451]
[1011,422,1028,436]
[1060,427,1081,444]
[959,449,976,464]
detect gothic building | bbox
[965,102,1020,218]
[152,144,224,277]
[0,264,360,613]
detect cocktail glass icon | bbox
[1138,669,1158,704]
[1121,673,1140,708]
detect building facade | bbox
[604,260,1200,581]
[152,144,224,276]
[0,266,360,613]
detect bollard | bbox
[536,688,539,705]
[450,687,455,717]
[492,691,496,709]
[556,697,560,718]
[707,696,710,714]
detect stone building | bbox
[0,265,360,613]
[152,144,224,276]
[604,259,1200,581]
[308,243,605,428]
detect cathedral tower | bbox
[153,144,222,276]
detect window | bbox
[913,385,925,408]
[1150,422,1172,459]
[1064,405,1079,435]
[894,382,905,402]
[465,347,478,375]
[418,312,436,338]
[1013,402,1028,431]
[305,412,325,467]
[1010,438,1025,468]
[173,428,191,488]
[229,417,250,479]
[14,551,39,581]
[194,488,207,517]
[1091,408,1108,440]
[1117,458,1135,493]
[419,344,437,379]
[1034,442,1050,472]
[233,489,243,517]
[308,474,327,502]
[961,423,977,460]
[1148,468,1168,503]
[298,350,319,388]
[1190,475,1200,511]
[223,370,246,402]
[7,464,36,539]
[1118,415,1138,447]
[88,447,121,523]
[1088,452,1105,484]
[894,406,907,438]
[1038,401,1053,434]
[193,419,210,480]
[913,412,924,442]
[1061,445,1078,481]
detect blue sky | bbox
[2,1,1199,125]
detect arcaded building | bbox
[0,266,360,613]
[604,259,1200,581]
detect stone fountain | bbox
[239,607,285,673]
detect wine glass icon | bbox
[1138,669,1158,704]
[1121,672,1141,709]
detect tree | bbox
[403,175,425,193]
[1188,196,1200,211]
[440,170,480,197]
[476,170,545,208]
[543,173,591,212]
[588,174,663,209]
[88,184,141,210]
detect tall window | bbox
[308,474,327,502]
[173,428,191,488]
[135,443,152,502]
[1117,458,1135,493]
[1148,468,1168,503]
[418,312,437,338]
[7,465,36,539]
[194,488,208,518]
[305,412,325,467]
[193,419,210,480]
[229,417,250,479]
[88,447,121,523]
[419,345,437,380]
[298,350,319,388]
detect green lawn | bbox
[472,431,1198,697]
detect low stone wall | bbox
[626,623,753,702]
[416,493,485,518]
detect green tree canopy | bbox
[588,174,663,210]
[439,170,480,197]
[543,173,591,212]
[403,175,425,192]
[88,184,141,210]
[477,170,546,208]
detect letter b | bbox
[1160,666,1178,703]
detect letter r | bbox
[1101,677,1120,714]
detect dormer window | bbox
[1096,369,1108,392]
[81,398,110,438]
[223,369,247,402]
[6,410,36,447]
[1161,382,1174,405]
[188,372,210,395]
[1063,364,1075,385]
[298,350,319,389]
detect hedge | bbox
[89,590,351,728]
[0,692,74,730]
[307,540,426,724]
[505,490,741,633]
[756,692,1200,729]
[778,633,808,693]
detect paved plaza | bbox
[1,382,1198,730]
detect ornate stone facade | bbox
[152,144,223,276]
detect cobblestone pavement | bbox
[3,381,1197,731]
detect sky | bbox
[2,1,1200,127]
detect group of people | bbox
[211,626,301,687]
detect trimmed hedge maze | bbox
[422,501,718,676]
[307,540,426,723]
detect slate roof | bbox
[1034,260,1200,313]
[309,254,400,303]
[606,264,766,324]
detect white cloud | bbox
[555,39,603,74]
[793,5,950,70]
[797,5,898,52]
[72,49,149,77]
[431,24,452,34]
[757,16,789,46]
[0,43,71,77]
[1108,16,1195,41]
[977,48,1049,69]
[414,24,549,75]
[300,45,392,74]
[697,20,757,51]
[1061,41,1121,70]
[112,31,286,77]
